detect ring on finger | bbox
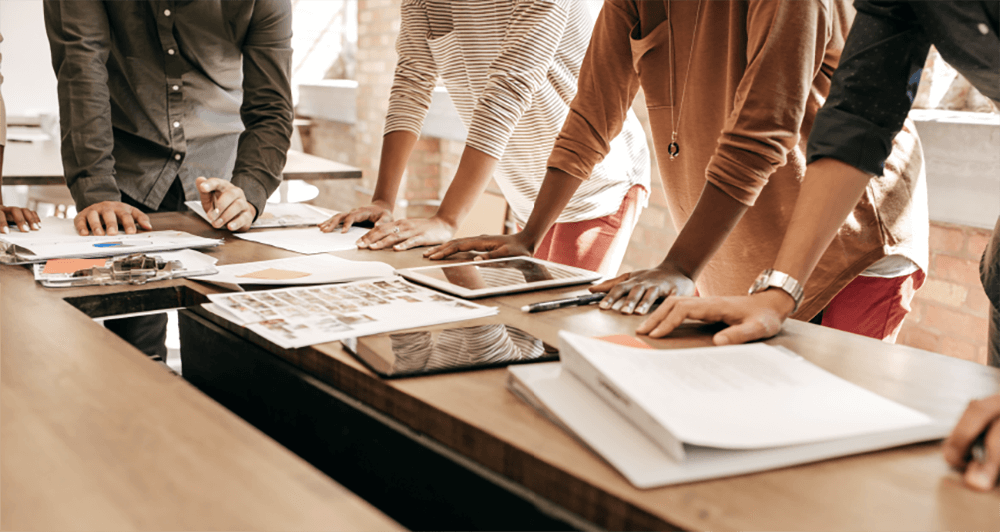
[393,226,400,234]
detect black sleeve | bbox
[806,0,931,176]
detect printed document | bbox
[234,226,368,254]
[205,277,497,349]
[507,362,949,489]
[196,254,394,287]
[559,332,934,456]
[186,201,333,228]
[0,218,221,263]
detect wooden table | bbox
[0,213,400,531]
[1,140,360,185]
[164,215,1000,530]
[4,212,998,530]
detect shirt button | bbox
[172,85,179,91]
[173,121,180,128]
[164,9,171,16]
[167,48,175,55]
[979,23,990,35]
[174,154,182,161]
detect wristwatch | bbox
[749,269,804,313]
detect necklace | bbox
[666,0,703,161]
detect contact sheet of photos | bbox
[205,277,498,348]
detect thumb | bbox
[713,316,779,346]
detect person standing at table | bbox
[429,0,929,343]
[0,30,42,234]
[44,0,293,359]
[320,0,650,277]
[622,1,999,492]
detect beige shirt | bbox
[547,0,928,320]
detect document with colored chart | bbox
[0,217,222,263]
[204,277,498,349]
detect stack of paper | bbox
[195,254,395,289]
[204,277,498,349]
[507,332,947,488]
[0,218,222,264]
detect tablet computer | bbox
[342,323,558,378]
[395,257,601,299]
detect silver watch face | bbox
[749,270,772,295]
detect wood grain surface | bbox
[0,213,401,531]
[5,211,998,531]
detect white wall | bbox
[0,0,59,119]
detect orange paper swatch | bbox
[42,258,108,275]
[593,334,653,349]
[237,268,311,281]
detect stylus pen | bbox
[521,292,607,313]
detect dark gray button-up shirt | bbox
[44,0,293,215]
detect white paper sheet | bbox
[196,254,394,286]
[0,218,222,262]
[205,277,497,349]
[559,332,933,451]
[186,201,333,229]
[234,226,368,254]
[507,363,950,489]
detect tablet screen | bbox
[417,258,583,290]
[344,323,558,378]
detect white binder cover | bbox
[558,332,935,461]
[507,362,950,489]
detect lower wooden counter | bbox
[0,212,401,531]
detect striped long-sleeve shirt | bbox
[384,0,650,225]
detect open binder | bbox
[507,332,951,489]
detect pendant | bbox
[667,141,680,160]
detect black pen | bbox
[521,292,607,313]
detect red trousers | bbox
[820,270,926,343]
[533,185,645,277]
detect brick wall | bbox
[355,0,401,212]
[897,222,992,365]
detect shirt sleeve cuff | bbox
[806,106,895,177]
[232,175,269,222]
[705,146,774,207]
[68,175,122,211]
[546,140,603,181]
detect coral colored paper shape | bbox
[238,268,311,281]
[42,258,108,275]
[594,334,652,349]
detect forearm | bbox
[518,168,581,245]
[0,144,5,202]
[772,157,871,282]
[433,146,498,229]
[663,181,749,279]
[371,130,419,208]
